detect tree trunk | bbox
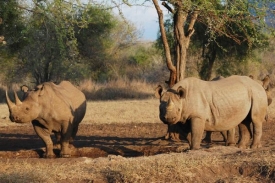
[153,0,198,87]
[152,0,176,87]
[199,43,217,80]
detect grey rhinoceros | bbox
[6,81,87,158]
[155,75,268,150]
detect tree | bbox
[0,0,27,84]
[152,0,273,87]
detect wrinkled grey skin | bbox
[161,75,234,145]
[203,76,235,146]
[6,81,86,158]
[155,75,268,150]
[204,75,272,145]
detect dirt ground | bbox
[0,122,186,158]
[1,120,275,159]
[0,120,275,182]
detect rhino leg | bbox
[202,131,212,143]
[70,124,79,144]
[59,123,74,158]
[164,124,182,141]
[238,120,251,149]
[225,128,236,146]
[251,119,263,149]
[190,118,205,150]
[32,121,55,158]
[54,132,61,149]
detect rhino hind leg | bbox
[32,121,55,158]
[225,128,236,146]
[202,130,235,146]
[54,132,61,149]
[250,116,263,149]
[238,119,251,149]
[202,131,212,144]
[59,123,74,158]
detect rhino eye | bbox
[26,107,29,111]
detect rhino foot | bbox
[60,154,71,158]
[251,143,262,149]
[238,144,247,149]
[226,143,236,147]
[43,153,56,158]
[53,144,61,149]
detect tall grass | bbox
[77,78,159,101]
[0,78,161,103]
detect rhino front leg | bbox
[60,123,73,158]
[190,118,205,150]
[32,121,55,158]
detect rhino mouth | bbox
[160,115,178,124]
[9,115,30,123]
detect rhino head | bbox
[155,85,186,125]
[6,85,43,123]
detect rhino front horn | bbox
[5,90,15,109]
[14,90,22,105]
[167,98,175,111]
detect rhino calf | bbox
[155,75,268,150]
[6,81,86,158]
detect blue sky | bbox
[112,1,168,41]
[94,0,169,41]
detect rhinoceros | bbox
[155,75,268,150]
[6,81,87,158]
[204,74,272,145]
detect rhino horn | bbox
[5,90,15,109]
[167,98,174,110]
[14,90,22,105]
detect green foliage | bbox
[130,46,150,66]
[0,0,29,84]
[0,0,143,84]
[0,0,27,53]
[157,0,274,79]
[75,5,116,81]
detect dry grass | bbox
[83,99,160,124]
[78,78,158,101]
[0,98,161,127]
[0,148,274,182]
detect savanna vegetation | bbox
[0,0,274,100]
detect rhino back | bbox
[59,81,86,122]
[40,81,86,125]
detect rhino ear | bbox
[155,85,163,99]
[262,74,270,90]
[37,84,45,96]
[21,85,29,93]
[177,86,186,98]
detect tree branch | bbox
[162,2,175,14]
[152,0,176,87]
